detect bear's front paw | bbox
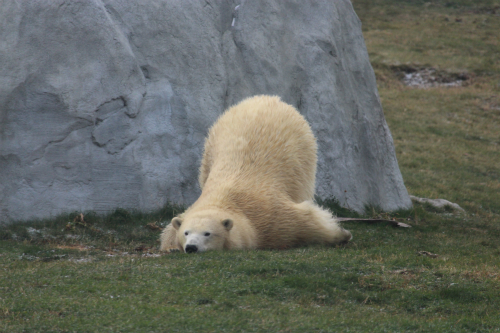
[160,247,181,253]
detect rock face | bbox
[0,0,412,223]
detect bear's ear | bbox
[221,219,233,231]
[171,217,183,230]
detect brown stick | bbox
[336,217,411,228]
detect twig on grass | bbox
[336,217,411,228]
[417,251,439,258]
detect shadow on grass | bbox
[317,196,417,222]
[0,203,185,250]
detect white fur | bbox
[160,95,351,252]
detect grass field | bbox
[1,1,500,332]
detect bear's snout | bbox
[185,244,198,253]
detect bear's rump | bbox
[205,97,317,202]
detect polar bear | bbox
[160,95,351,253]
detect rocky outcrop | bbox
[0,0,412,222]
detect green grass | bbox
[2,1,500,331]
[353,0,500,75]
[1,205,499,332]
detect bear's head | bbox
[171,211,233,253]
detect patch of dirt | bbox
[391,65,470,88]
[55,245,93,251]
[468,6,500,16]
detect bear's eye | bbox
[204,232,211,237]
[184,231,189,236]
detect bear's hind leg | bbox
[295,201,352,246]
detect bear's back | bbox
[199,95,317,203]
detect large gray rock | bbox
[0,0,412,223]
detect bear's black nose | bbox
[185,245,198,253]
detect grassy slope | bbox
[2,1,500,332]
[355,0,500,217]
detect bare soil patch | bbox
[392,65,470,88]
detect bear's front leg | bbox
[160,223,181,252]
